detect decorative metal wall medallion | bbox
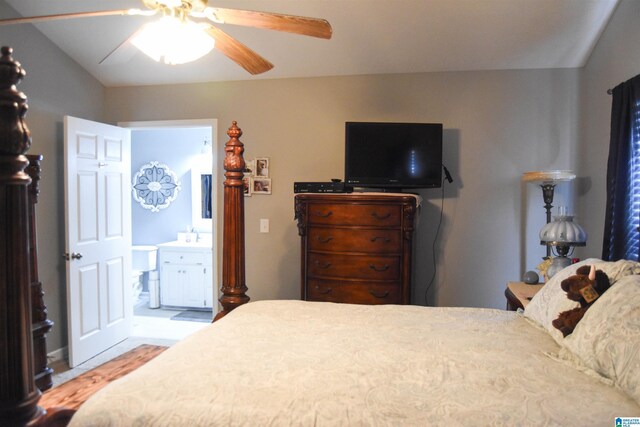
[132,161,181,212]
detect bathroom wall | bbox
[131,127,212,246]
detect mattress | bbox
[70,300,639,426]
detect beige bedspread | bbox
[70,300,639,426]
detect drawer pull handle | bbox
[370,236,391,243]
[314,260,332,269]
[315,235,333,243]
[371,211,391,220]
[369,290,390,299]
[313,210,333,218]
[315,285,332,295]
[369,264,390,272]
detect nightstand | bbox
[505,282,544,311]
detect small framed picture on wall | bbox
[255,158,269,177]
[253,178,271,195]
[243,174,252,197]
[244,159,256,176]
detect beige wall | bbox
[577,0,640,258]
[105,68,580,310]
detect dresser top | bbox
[295,192,422,207]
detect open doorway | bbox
[120,119,218,340]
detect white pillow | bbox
[524,258,640,344]
[556,274,640,406]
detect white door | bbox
[64,116,132,367]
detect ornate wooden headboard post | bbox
[26,154,54,392]
[214,121,250,321]
[0,46,46,425]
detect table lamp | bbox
[522,170,576,257]
[539,207,587,278]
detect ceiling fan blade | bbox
[204,7,332,39]
[0,9,154,26]
[205,26,274,75]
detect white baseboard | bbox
[47,346,68,363]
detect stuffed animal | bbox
[551,265,611,337]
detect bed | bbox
[71,285,640,426]
[1,47,639,426]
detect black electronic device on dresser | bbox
[294,181,351,193]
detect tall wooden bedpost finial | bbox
[214,121,250,321]
[0,46,30,155]
[0,46,45,426]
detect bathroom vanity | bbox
[157,240,214,309]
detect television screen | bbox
[345,122,443,189]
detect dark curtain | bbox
[602,74,640,261]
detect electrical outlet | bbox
[260,218,269,233]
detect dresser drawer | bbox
[307,227,401,254]
[307,203,401,227]
[306,279,400,304]
[307,253,400,280]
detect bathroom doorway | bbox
[121,119,218,340]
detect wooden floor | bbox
[39,344,167,410]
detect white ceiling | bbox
[3,0,619,87]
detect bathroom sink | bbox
[157,240,212,249]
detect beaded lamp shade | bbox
[539,208,587,278]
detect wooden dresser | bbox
[295,193,418,305]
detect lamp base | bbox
[547,256,572,279]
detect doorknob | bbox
[63,252,83,261]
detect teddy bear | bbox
[551,264,611,337]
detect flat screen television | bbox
[344,122,443,189]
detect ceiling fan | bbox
[0,0,333,75]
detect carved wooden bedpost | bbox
[0,46,45,426]
[214,121,250,321]
[26,154,54,392]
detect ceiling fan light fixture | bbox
[131,16,215,65]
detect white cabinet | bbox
[158,243,214,309]
[204,266,214,307]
